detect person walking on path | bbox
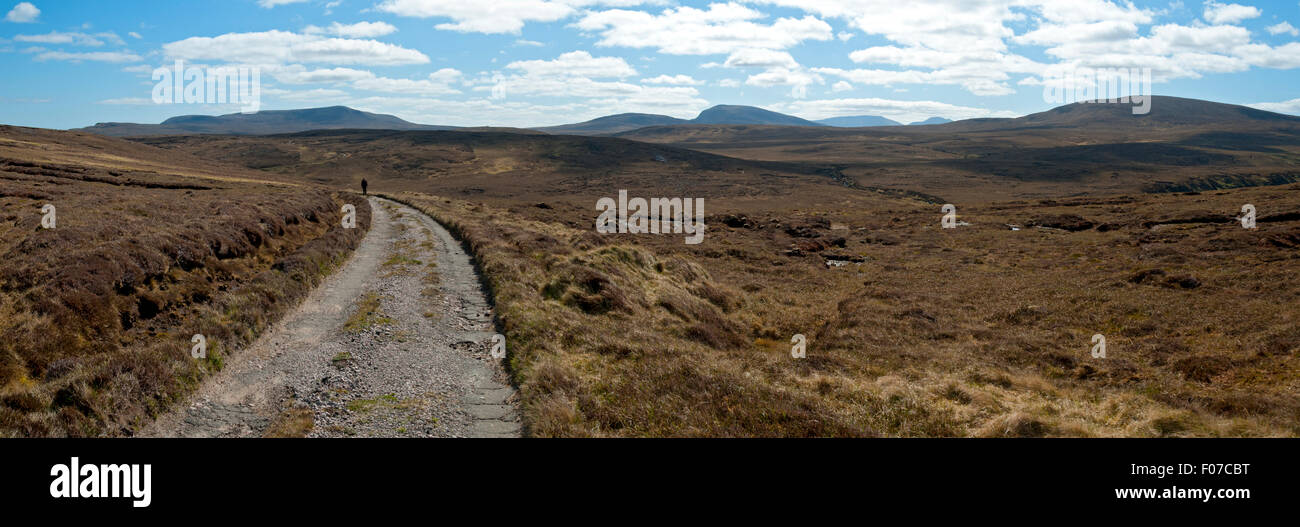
[362,178,368,195]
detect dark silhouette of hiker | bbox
[361,178,368,195]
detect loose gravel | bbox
[143,197,520,438]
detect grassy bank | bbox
[0,141,371,436]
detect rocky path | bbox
[144,197,520,438]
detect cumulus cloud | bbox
[304,21,399,38]
[1267,21,1299,37]
[470,50,707,117]
[162,30,429,66]
[376,0,574,34]
[575,3,832,55]
[1202,2,1260,25]
[506,50,636,78]
[5,2,38,23]
[353,68,463,95]
[756,0,1299,96]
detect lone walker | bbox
[361,178,368,196]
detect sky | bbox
[2,0,1300,129]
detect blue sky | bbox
[2,0,1300,129]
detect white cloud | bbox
[745,66,821,88]
[257,0,309,7]
[5,2,38,23]
[1202,2,1260,25]
[376,0,573,34]
[753,0,1047,95]
[262,87,352,102]
[466,50,706,118]
[162,30,429,66]
[575,3,832,55]
[304,21,399,38]
[724,48,799,69]
[831,80,852,92]
[35,50,142,63]
[14,31,125,46]
[1248,97,1300,115]
[718,78,741,87]
[353,68,463,94]
[757,0,1300,96]
[642,74,701,85]
[770,96,1018,124]
[98,97,154,105]
[1267,21,1299,37]
[267,65,377,84]
[506,50,636,78]
[128,31,142,39]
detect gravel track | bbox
[143,197,520,438]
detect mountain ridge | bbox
[74,106,459,137]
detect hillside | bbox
[613,96,1300,202]
[536,113,690,135]
[73,106,458,137]
[130,129,873,203]
[692,105,824,127]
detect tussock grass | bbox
[392,182,1300,437]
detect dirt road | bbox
[144,197,520,438]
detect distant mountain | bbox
[908,117,953,126]
[816,115,903,127]
[535,113,689,135]
[691,105,824,127]
[539,105,824,135]
[74,106,458,136]
[925,96,1300,133]
[1018,96,1300,127]
[614,96,1300,147]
